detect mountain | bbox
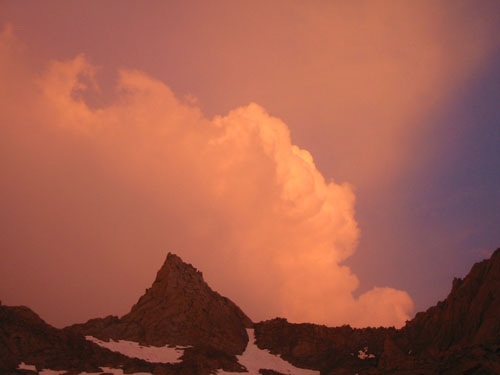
[68,253,251,356]
[402,247,500,352]
[66,252,253,373]
[2,248,500,374]
[0,302,161,374]
[254,248,500,374]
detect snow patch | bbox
[86,335,186,363]
[18,362,37,371]
[357,347,375,360]
[217,329,319,375]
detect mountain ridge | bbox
[254,248,500,374]
[66,252,252,370]
[1,248,500,374]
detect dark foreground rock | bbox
[0,303,165,374]
[3,248,500,374]
[67,253,252,354]
[254,248,500,374]
[66,252,252,372]
[254,318,389,373]
[0,302,247,375]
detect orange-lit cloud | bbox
[177,1,500,185]
[0,27,413,328]
[2,1,499,329]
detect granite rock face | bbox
[68,253,252,356]
[402,247,500,353]
[0,301,246,375]
[255,248,500,374]
[254,318,388,373]
[0,304,159,374]
[3,248,500,374]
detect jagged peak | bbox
[78,250,254,354]
[160,252,203,276]
[146,252,207,299]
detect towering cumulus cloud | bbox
[0,27,412,328]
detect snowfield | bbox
[19,330,319,375]
[86,335,187,363]
[38,370,67,375]
[217,329,319,375]
[357,347,375,360]
[17,363,37,372]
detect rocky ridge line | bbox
[68,253,252,355]
[254,248,500,374]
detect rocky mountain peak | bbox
[254,248,500,374]
[136,252,204,303]
[4,247,500,374]
[402,247,500,353]
[68,252,252,356]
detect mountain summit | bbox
[254,248,500,374]
[69,253,252,356]
[3,248,500,374]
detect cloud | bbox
[0,29,413,328]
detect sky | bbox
[1,1,499,328]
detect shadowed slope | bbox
[0,303,158,374]
[68,253,252,356]
[4,248,500,374]
[255,248,500,374]
[394,247,500,359]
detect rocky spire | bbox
[68,252,252,356]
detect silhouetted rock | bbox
[402,248,500,353]
[4,247,500,374]
[68,253,252,356]
[0,304,165,374]
[255,248,500,374]
[259,369,285,375]
[254,318,388,374]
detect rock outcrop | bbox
[3,248,500,374]
[254,318,388,372]
[0,304,162,374]
[254,248,500,374]
[0,301,246,375]
[68,253,252,356]
[402,247,500,353]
